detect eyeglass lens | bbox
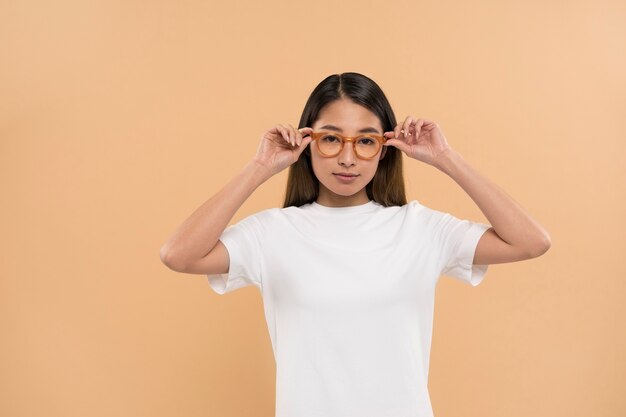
[318,134,380,158]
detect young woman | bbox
[160,72,551,417]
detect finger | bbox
[284,125,295,147]
[277,124,290,145]
[299,127,313,146]
[409,119,420,141]
[283,124,294,146]
[402,116,410,138]
[288,123,299,146]
[299,127,313,137]
[403,116,416,138]
[300,135,313,149]
[291,125,298,146]
[289,124,301,146]
[415,119,427,137]
[295,125,309,145]
[284,123,293,146]
[383,138,406,153]
[416,119,424,136]
[289,124,299,146]
[394,123,401,139]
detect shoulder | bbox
[392,199,427,217]
[234,205,307,227]
[405,199,424,211]
[367,200,428,227]
[398,200,464,231]
[404,199,445,218]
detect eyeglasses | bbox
[309,131,388,160]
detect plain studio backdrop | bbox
[1,0,624,416]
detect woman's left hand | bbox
[383,117,454,167]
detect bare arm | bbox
[159,159,272,271]
[159,124,313,273]
[435,149,551,263]
[384,118,551,265]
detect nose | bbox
[337,141,357,167]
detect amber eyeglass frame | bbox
[309,131,388,160]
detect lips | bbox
[333,173,359,177]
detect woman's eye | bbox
[358,138,375,145]
[322,135,340,143]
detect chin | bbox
[321,176,367,195]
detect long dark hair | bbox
[282,72,407,208]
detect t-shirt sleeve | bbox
[206,213,264,295]
[432,210,492,286]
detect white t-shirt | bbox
[207,199,491,417]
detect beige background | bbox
[1,0,624,416]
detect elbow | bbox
[529,233,552,258]
[160,245,185,272]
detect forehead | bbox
[313,99,382,133]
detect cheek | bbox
[309,153,326,179]
[365,160,381,174]
[365,167,379,180]
[310,150,328,170]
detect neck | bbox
[316,188,369,207]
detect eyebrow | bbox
[318,124,381,134]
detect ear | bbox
[379,146,387,160]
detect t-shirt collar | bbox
[307,200,379,214]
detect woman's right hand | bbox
[253,124,314,177]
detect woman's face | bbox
[309,98,387,207]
